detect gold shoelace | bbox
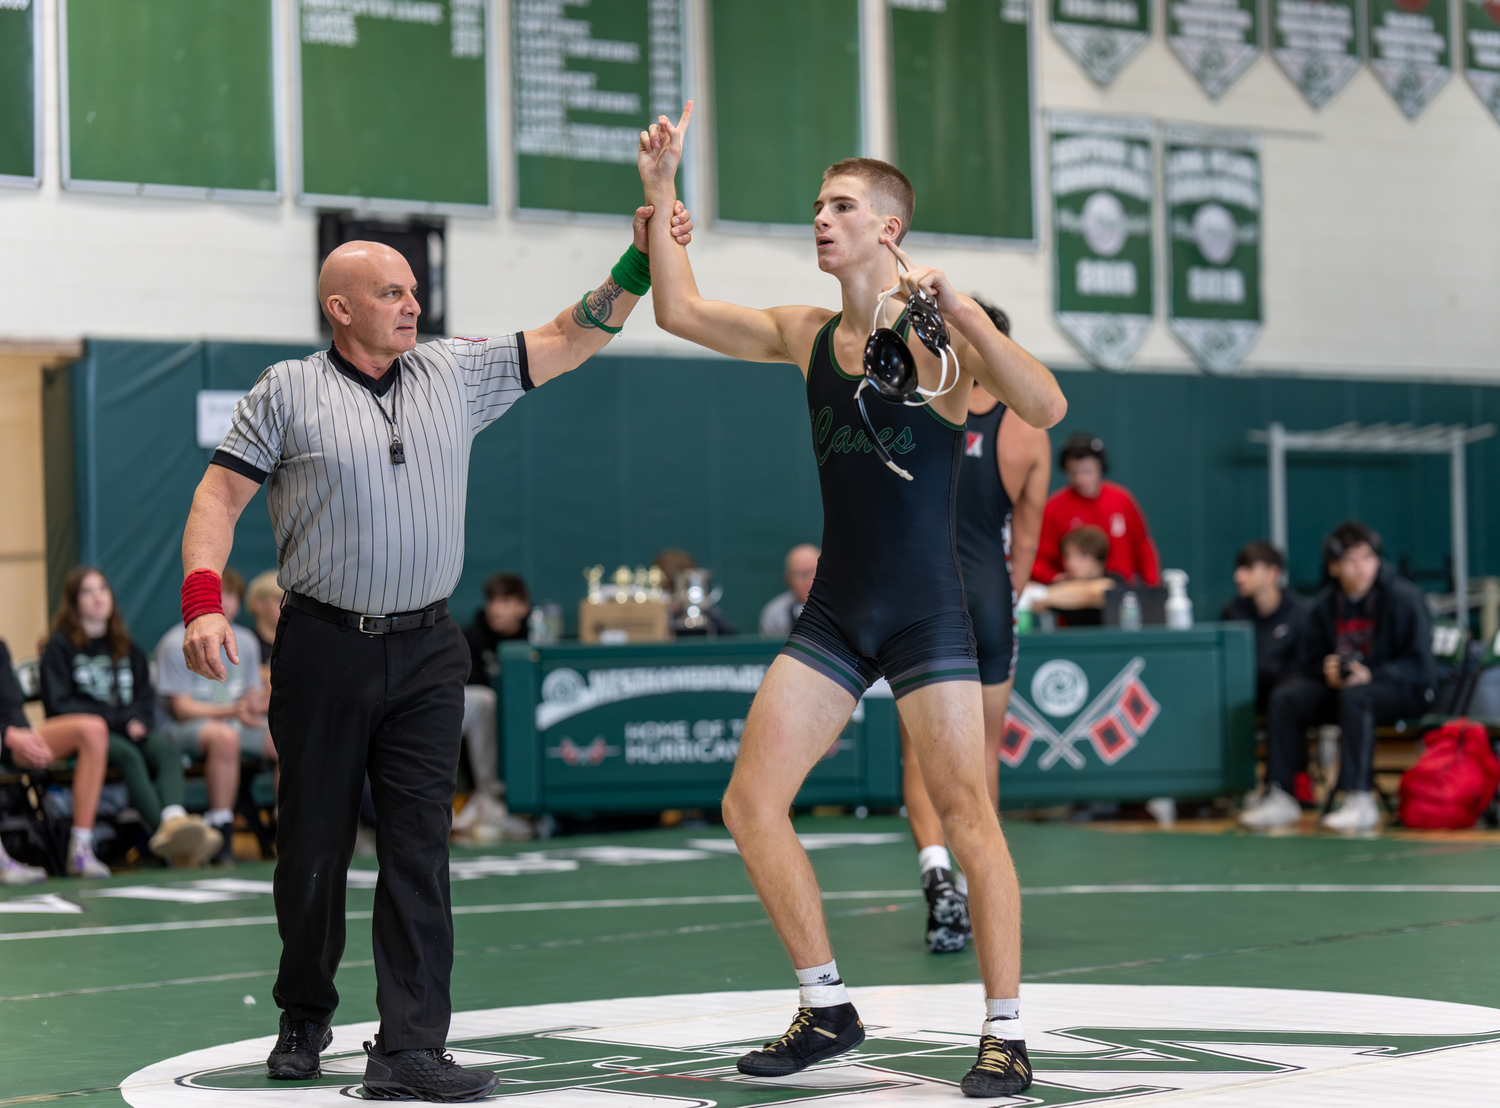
[764,1008,816,1051]
[975,1037,1030,1079]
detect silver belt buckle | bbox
[358,614,386,634]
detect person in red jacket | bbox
[1033,433,1160,586]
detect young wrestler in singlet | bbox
[638,106,1066,1097]
[900,301,1053,954]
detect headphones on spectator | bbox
[856,279,958,482]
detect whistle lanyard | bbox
[367,369,405,466]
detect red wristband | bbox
[182,569,224,625]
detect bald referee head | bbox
[173,195,695,1098]
[317,242,421,372]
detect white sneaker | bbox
[67,843,111,879]
[1238,783,1302,830]
[1321,791,1381,833]
[149,814,222,867]
[1,853,47,885]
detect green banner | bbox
[1167,0,1260,98]
[0,0,37,186]
[1467,0,1500,123]
[1367,0,1451,118]
[1165,123,1262,375]
[1050,0,1151,85]
[1270,0,1362,109]
[1050,113,1154,371]
[514,0,682,218]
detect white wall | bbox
[2,0,1498,381]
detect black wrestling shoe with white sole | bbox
[960,1036,1032,1098]
[736,1004,865,1077]
[362,1035,500,1102]
[266,1013,333,1079]
[922,866,971,953]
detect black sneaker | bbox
[960,1036,1032,1098]
[266,1012,333,1079]
[736,1004,865,1077]
[922,867,971,953]
[208,825,236,866]
[362,1034,501,1102]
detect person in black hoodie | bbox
[454,573,529,833]
[1240,521,1435,834]
[40,566,220,865]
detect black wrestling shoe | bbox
[266,1012,333,1079]
[736,1004,865,1077]
[362,1034,500,1102]
[960,1035,1032,1098]
[922,867,971,953]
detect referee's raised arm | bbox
[521,199,692,387]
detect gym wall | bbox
[0,0,1497,381]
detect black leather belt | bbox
[284,591,448,635]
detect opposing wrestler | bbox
[901,300,1052,953]
[180,202,692,1101]
[639,107,1066,1097]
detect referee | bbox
[180,203,692,1101]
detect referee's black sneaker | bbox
[362,1035,501,1102]
[736,1004,865,1077]
[959,1036,1033,1098]
[266,1013,333,1079]
[922,866,971,953]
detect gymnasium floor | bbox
[3,815,1498,1106]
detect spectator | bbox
[1221,541,1308,713]
[759,544,819,639]
[1240,520,1435,834]
[1027,525,1121,627]
[41,566,220,866]
[245,571,284,687]
[653,549,735,635]
[455,573,528,833]
[1033,433,1160,586]
[1,637,112,881]
[154,568,276,866]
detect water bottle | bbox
[527,607,548,644]
[1163,569,1193,630]
[1119,591,1142,631]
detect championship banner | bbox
[1167,0,1261,98]
[1051,0,1151,85]
[1366,0,1452,118]
[1270,0,1362,109]
[1050,112,1154,371]
[1164,124,1262,375]
[1463,0,1500,124]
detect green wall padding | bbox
[67,339,1500,650]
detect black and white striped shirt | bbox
[213,336,531,616]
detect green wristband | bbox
[578,292,623,334]
[611,243,651,296]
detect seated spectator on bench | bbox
[245,570,283,688]
[154,568,275,867]
[1027,525,1122,627]
[1,638,112,882]
[1240,520,1436,834]
[41,566,220,866]
[1222,541,1309,714]
[759,544,819,639]
[456,573,529,833]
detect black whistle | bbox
[390,439,406,465]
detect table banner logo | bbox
[537,664,769,729]
[1002,657,1158,768]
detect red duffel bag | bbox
[1398,719,1500,830]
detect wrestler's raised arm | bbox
[638,104,826,367]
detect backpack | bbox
[1398,719,1500,830]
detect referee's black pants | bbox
[268,603,469,1050]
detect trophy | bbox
[584,565,604,605]
[612,565,633,603]
[673,568,723,634]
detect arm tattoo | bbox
[573,277,626,330]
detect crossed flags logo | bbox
[1001,656,1159,769]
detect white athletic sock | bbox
[160,804,188,823]
[954,870,969,896]
[795,960,850,1008]
[917,845,952,875]
[983,998,1025,1040]
[69,826,95,850]
[206,808,234,828]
